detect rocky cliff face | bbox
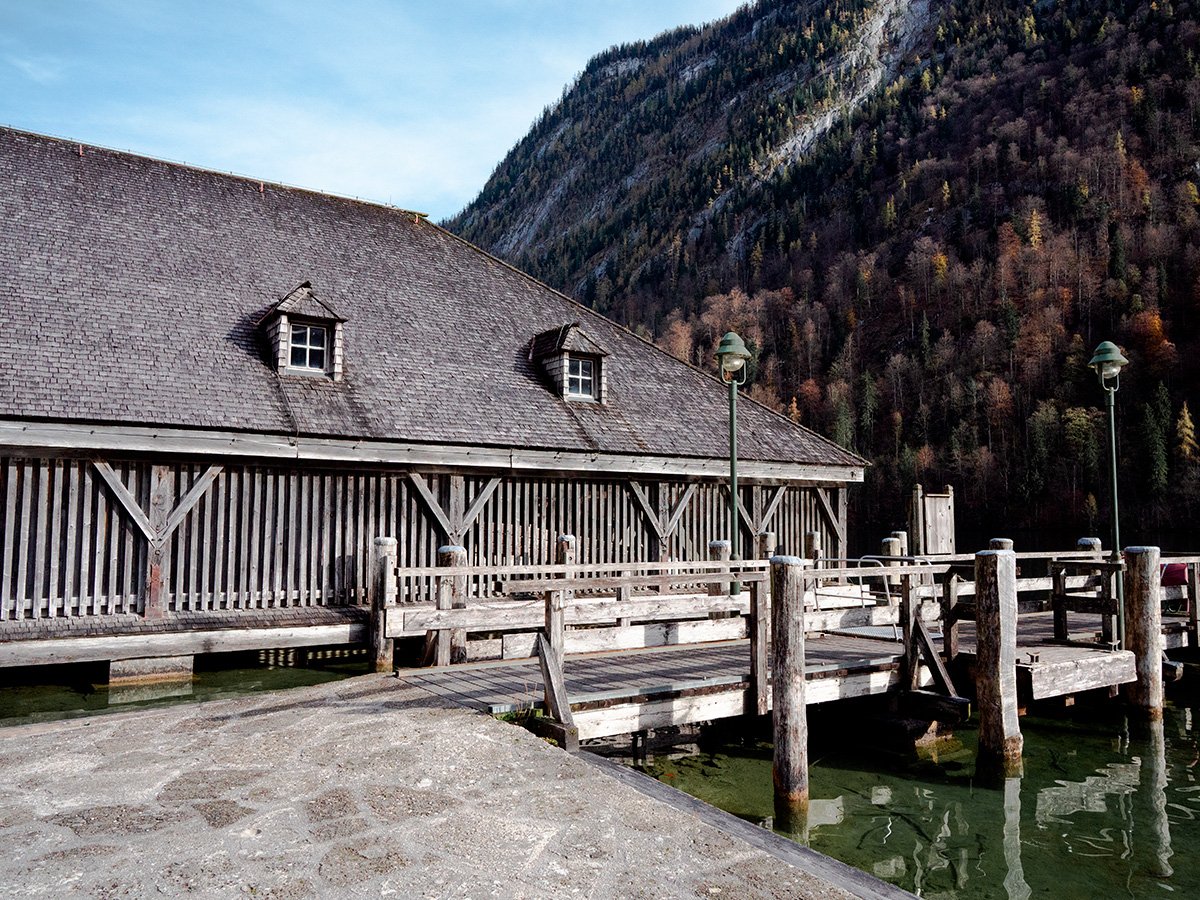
[448,0,935,305]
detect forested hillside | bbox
[450,0,1200,546]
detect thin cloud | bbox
[4,54,67,84]
[107,98,519,218]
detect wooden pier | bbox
[375,538,1165,758]
[401,610,1133,741]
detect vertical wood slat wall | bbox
[0,455,841,617]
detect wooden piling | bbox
[989,538,1014,551]
[975,549,1022,776]
[803,531,822,569]
[434,545,468,665]
[942,574,960,662]
[547,535,576,666]
[1077,537,1102,555]
[881,536,901,591]
[756,531,776,560]
[1124,546,1163,720]
[891,530,909,558]
[748,575,769,717]
[898,572,919,690]
[771,555,809,823]
[708,540,730,597]
[370,536,398,673]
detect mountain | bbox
[448,0,1200,548]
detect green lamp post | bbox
[716,331,751,595]
[1088,340,1129,648]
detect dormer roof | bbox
[257,281,345,326]
[529,323,609,361]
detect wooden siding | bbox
[0,454,845,619]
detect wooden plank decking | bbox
[400,611,1136,741]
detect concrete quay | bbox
[0,675,899,899]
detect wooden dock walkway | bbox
[401,611,1135,741]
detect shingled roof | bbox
[0,128,863,470]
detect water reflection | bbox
[632,704,1200,898]
[0,649,369,727]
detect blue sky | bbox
[0,1,742,220]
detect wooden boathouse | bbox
[0,128,864,677]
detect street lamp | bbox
[716,331,751,595]
[1088,340,1129,648]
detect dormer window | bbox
[529,323,609,404]
[289,323,328,372]
[567,356,595,399]
[257,282,346,381]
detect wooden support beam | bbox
[901,690,970,723]
[759,486,787,532]
[626,481,665,539]
[771,556,809,825]
[91,461,155,542]
[370,536,399,673]
[975,549,1022,777]
[145,465,171,619]
[748,576,768,717]
[535,634,575,731]
[460,477,501,535]
[914,617,958,698]
[814,488,846,551]
[1124,546,1163,720]
[407,473,454,541]
[900,574,919,691]
[662,483,698,540]
[942,575,960,662]
[160,466,223,539]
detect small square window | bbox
[289,324,327,371]
[567,356,595,399]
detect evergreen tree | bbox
[1142,404,1170,498]
[1176,402,1198,464]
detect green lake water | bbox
[0,649,369,728]
[633,705,1200,899]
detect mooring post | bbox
[1077,537,1102,556]
[975,548,1023,776]
[434,545,468,665]
[547,535,576,667]
[370,536,399,673]
[748,574,769,717]
[804,531,822,569]
[989,537,1014,551]
[891,530,909,558]
[708,539,731,597]
[757,531,777,560]
[881,536,901,593]
[1124,546,1163,720]
[771,555,809,825]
